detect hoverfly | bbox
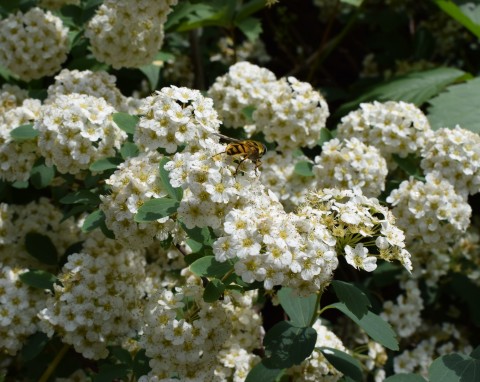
[212,132,267,175]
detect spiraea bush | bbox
[1,1,480,381]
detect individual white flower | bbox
[85,0,177,69]
[35,94,126,174]
[345,243,377,272]
[0,7,68,81]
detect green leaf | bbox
[82,209,105,232]
[235,0,266,22]
[112,113,139,135]
[318,127,333,146]
[12,180,29,189]
[19,270,57,291]
[331,280,370,319]
[341,0,363,5]
[371,262,402,288]
[21,332,49,361]
[186,238,203,253]
[392,154,424,180]
[241,105,256,122]
[319,347,363,381]
[30,162,55,189]
[332,302,398,350]
[429,353,480,382]
[109,346,132,365]
[294,161,314,177]
[181,224,215,247]
[134,198,179,222]
[384,374,428,382]
[132,349,151,379]
[471,346,480,360]
[190,256,233,278]
[277,287,317,327]
[60,190,100,205]
[427,77,480,133]
[236,16,262,42]
[89,157,123,172]
[25,233,58,265]
[93,363,130,382]
[263,321,317,368]
[450,274,480,326]
[433,1,480,39]
[10,124,39,141]
[120,141,139,159]
[159,157,183,201]
[203,278,226,302]
[336,67,467,117]
[140,63,161,90]
[245,361,283,382]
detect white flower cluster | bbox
[46,69,132,113]
[254,76,330,150]
[0,198,81,269]
[304,189,412,272]
[38,0,80,9]
[387,172,471,247]
[208,61,277,129]
[213,187,338,296]
[420,125,480,197]
[0,99,42,182]
[135,86,221,154]
[85,0,177,69]
[139,285,232,381]
[393,323,472,378]
[100,151,176,248]
[337,101,433,162]
[313,138,388,197]
[261,151,316,211]
[381,280,424,338]
[0,84,28,115]
[0,265,46,355]
[215,346,260,382]
[287,320,346,381]
[0,7,68,81]
[39,235,146,360]
[35,93,126,174]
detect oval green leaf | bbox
[245,361,283,382]
[203,278,225,302]
[159,157,183,201]
[332,280,370,319]
[428,353,480,382]
[294,161,314,177]
[89,157,123,172]
[112,112,139,135]
[21,332,50,361]
[25,232,58,265]
[10,124,39,141]
[278,287,317,327]
[82,209,105,232]
[60,190,100,205]
[134,197,179,222]
[319,347,363,381]
[190,256,233,278]
[19,270,57,291]
[30,162,55,189]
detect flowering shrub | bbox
[1,1,480,382]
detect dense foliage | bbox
[0,1,480,381]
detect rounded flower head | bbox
[208,61,277,129]
[0,84,28,115]
[85,0,177,69]
[0,99,42,182]
[387,172,471,249]
[35,93,126,174]
[0,7,68,81]
[135,86,221,153]
[337,101,433,163]
[420,125,480,197]
[254,76,330,150]
[99,151,177,248]
[313,138,388,197]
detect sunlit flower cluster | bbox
[287,320,346,381]
[337,101,433,163]
[208,61,277,129]
[100,151,176,248]
[0,7,68,81]
[46,69,134,113]
[0,198,81,269]
[303,188,412,273]
[420,125,480,197]
[35,93,126,174]
[387,172,471,248]
[254,76,330,150]
[139,284,232,381]
[393,323,473,378]
[39,234,146,360]
[381,280,424,338]
[261,151,316,211]
[85,0,177,69]
[0,265,47,355]
[313,138,388,197]
[135,86,221,153]
[0,99,42,182]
